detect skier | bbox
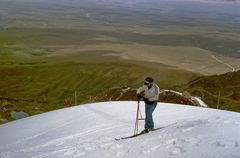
[137,77,160,133]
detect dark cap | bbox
[145,77,154,83]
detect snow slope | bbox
[0,101,239,158]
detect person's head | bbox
[144,77,154,87]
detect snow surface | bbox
[0,101,240,158]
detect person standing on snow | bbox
[137,77,160,133]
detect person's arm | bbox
[136,85,147,99]
[137,85,147,94]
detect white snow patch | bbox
[163,90,208,107]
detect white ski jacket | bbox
[137,83,160,102]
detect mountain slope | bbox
[0,101,239,158]
[0,59,199,124]
[182,70,240,112]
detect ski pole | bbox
[139,106,143,120]
[134,100,140,135]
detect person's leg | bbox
[149,102,157,129]
[145,102,157,129]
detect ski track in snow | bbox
[0,101,240,158]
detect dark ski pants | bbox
[145,101,157,129]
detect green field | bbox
[0,61,198,124]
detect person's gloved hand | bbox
[137,94,142,99]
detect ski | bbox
[115,127,163,141]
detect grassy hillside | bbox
[0,56,198,124]
[181,71,240,112]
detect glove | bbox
[137,94,142,99]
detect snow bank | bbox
[0,101,239,158]
[162,90,208,107]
